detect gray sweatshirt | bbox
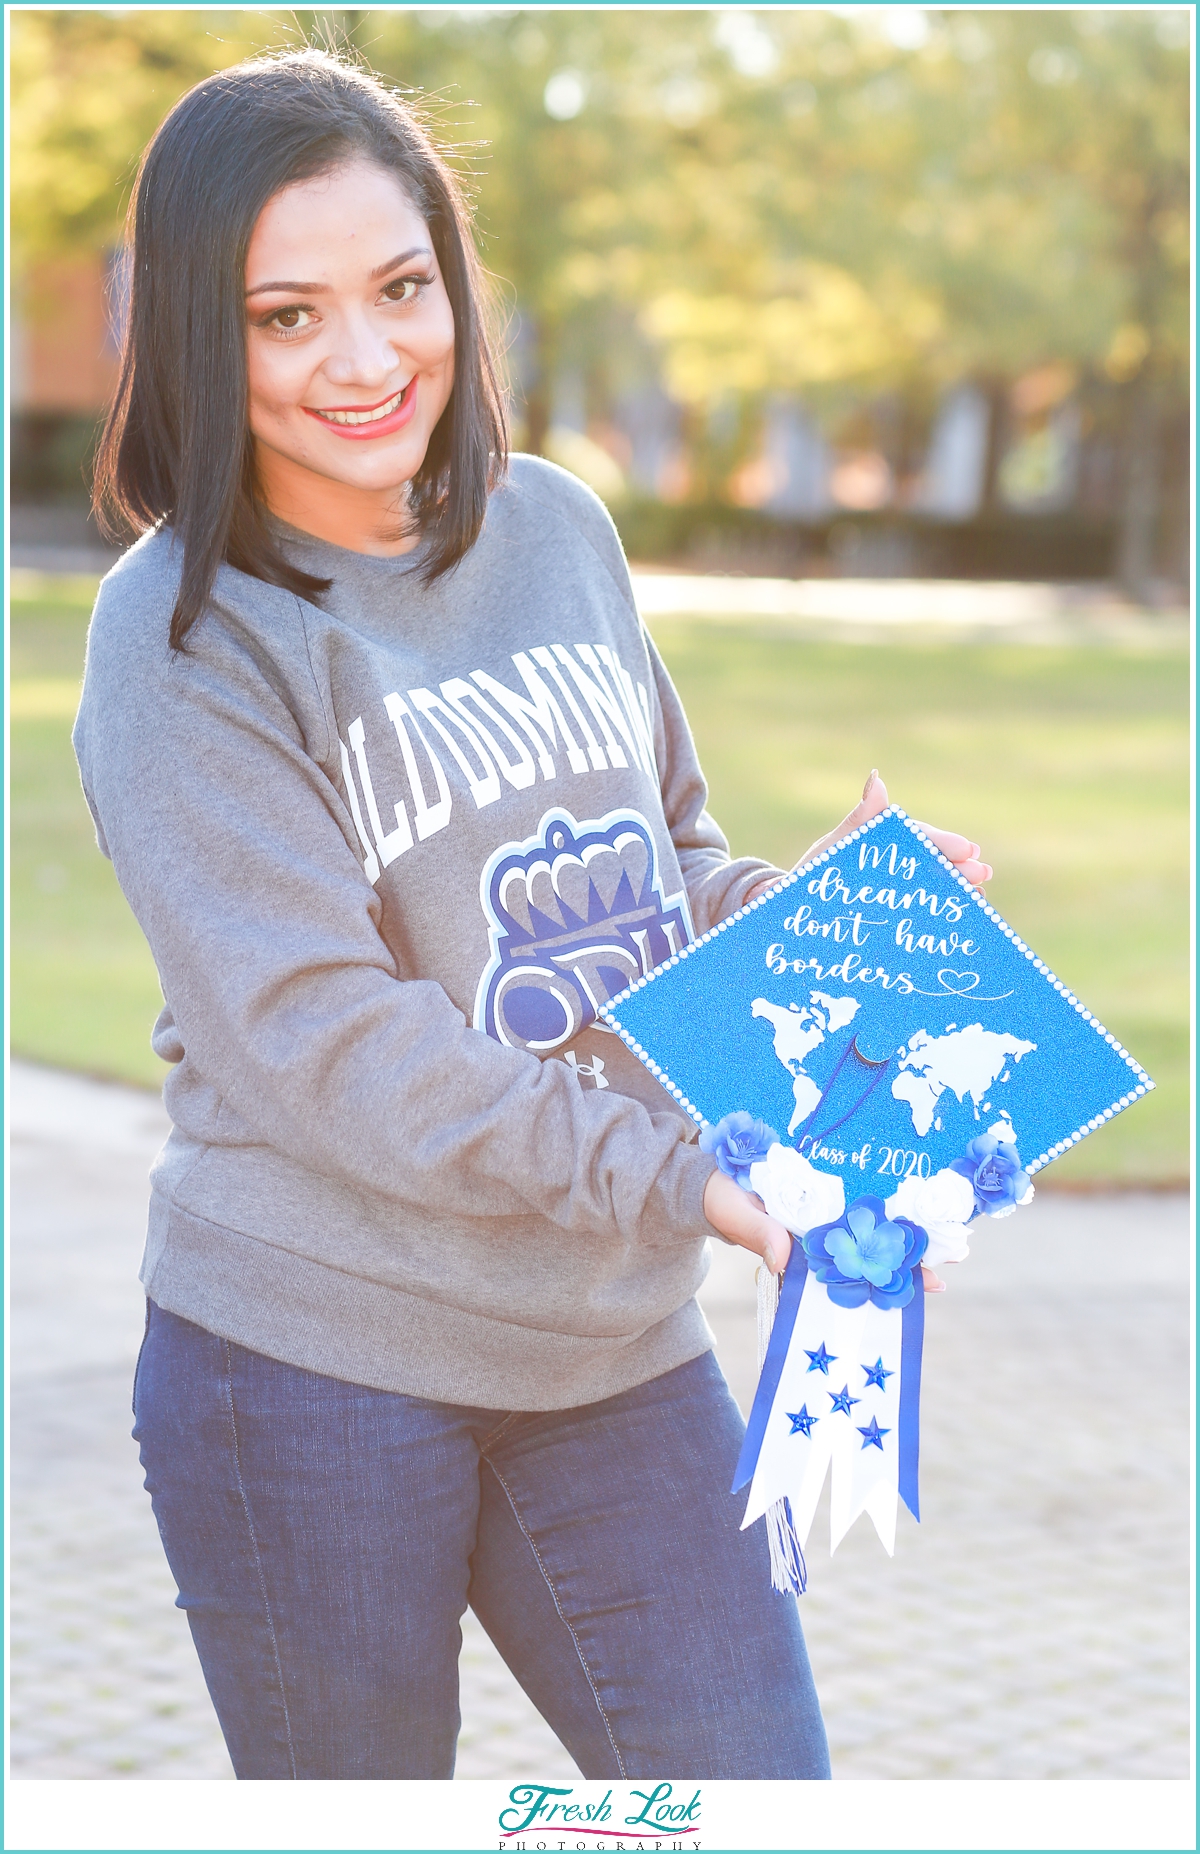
[74,455,777,1410]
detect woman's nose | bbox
[322,312,401,388]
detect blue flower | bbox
[801,1194,928,1310]
[949,1134,1031,1218]
[699,1111,781,1187]
[827,1207,906,1286]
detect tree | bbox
[10,6,1189,587]
[993,10,1190,596]
[9,11,296,263]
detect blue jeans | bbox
[132,1302,830,1780]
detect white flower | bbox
[887,1167,976,1267]
[748,1144,845,1235]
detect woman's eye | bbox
[266,306,315,333]
[383,277,426,304]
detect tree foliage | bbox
[9,11,297,261]
[10,6,1190,527]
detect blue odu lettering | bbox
[474,808,691,1054]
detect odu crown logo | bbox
[474,807,693,1054]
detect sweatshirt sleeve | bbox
[643,626,782,934]
[73,556,716,1251]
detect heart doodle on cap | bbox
[938,969,981,995]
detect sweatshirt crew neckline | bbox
[270,515,432,576]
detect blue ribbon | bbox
[732,1240,927,1524]
[898,1271,925,1522]
[731,1244,809,1494]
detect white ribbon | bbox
[742,1274,904,1556]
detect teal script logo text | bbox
[499,1781,703,1848]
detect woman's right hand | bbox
[703,1169,792,1275]
[704,1171,950,1296]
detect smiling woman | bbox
[71,44,988,1787]
[244,163,456,543]
[79,48,839,1783]
[93,53,505,646]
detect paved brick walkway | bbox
[9,1062,1190,1781]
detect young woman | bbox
[75,49,991,1782]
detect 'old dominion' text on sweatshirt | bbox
[74,456,779,1409]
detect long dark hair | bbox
[94,49,508,648]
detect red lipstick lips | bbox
[304,378,418,439]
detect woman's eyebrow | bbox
[245,246,434,297]
[370,245,433,280]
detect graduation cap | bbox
[599,807,1154,1583]
[600,806,1151,1194]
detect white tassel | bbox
[755,1261,807,1595]
[756,1257,780,1369]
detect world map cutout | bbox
[599,808,1153,1193]
[755,994,1036,1142]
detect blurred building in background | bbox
[9,6,1191,595]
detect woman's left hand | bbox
[744,770,993,903]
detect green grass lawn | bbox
[10,575,172,1087]
[10,575,1190,1184]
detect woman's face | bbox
[245,159,456,518]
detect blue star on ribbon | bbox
[857,1415,890,1450]
[805,1342,836,1375]
[829,1384,860,1416]
[787,1405,817,1438]
[862,1357,894,1390]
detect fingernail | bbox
[862,768,878,800]
[763,1245,777,1275]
